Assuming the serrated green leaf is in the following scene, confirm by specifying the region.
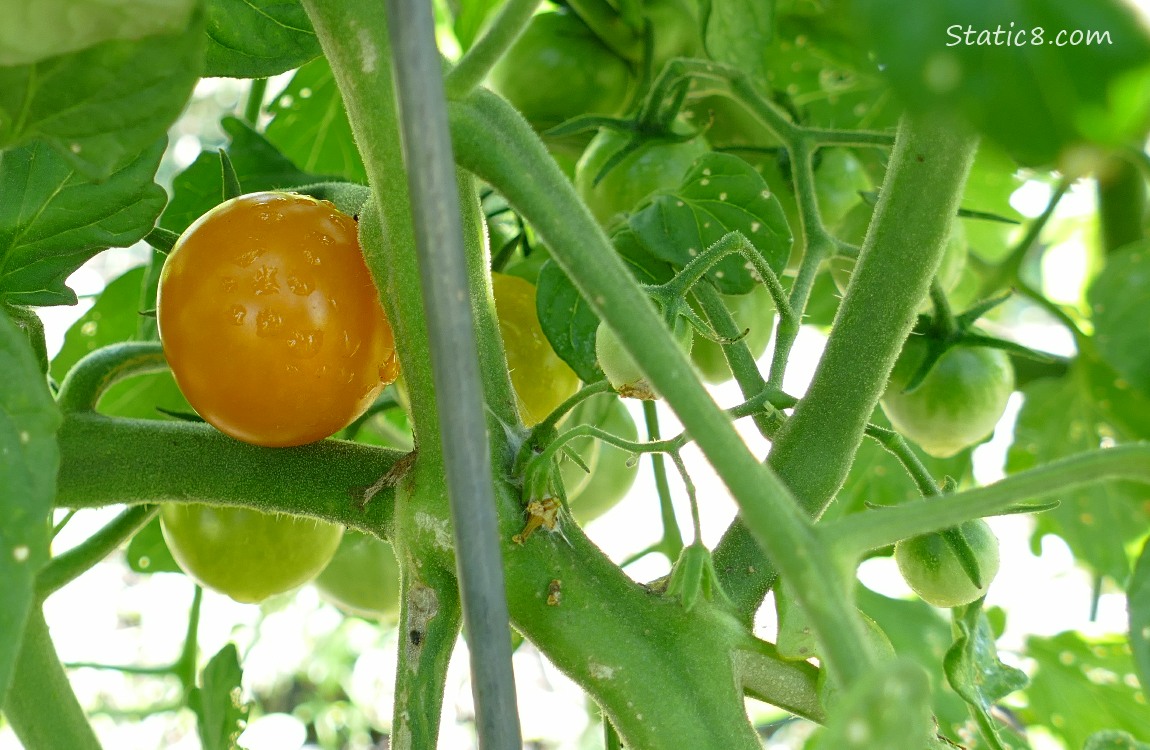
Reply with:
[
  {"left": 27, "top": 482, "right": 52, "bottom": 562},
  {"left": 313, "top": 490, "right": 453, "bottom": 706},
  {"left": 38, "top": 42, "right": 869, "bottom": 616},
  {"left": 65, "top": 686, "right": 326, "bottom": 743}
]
[
  {"left": 0, "top": 10, "right": 204, "bottom": 178},
  {"left": 944, "top": 603, "right": 1028, "bottom": 748},
  {"left": 189, "top": 643, "right": 250, "bottom": 750},
  {"left": 0, "top": 140, "right": 166, "bottom": 307},
  {"left": 0, "top": 312, "right": 60, "bottom": 702},
  {"left": 1085, "top": 730, "right": 1150, "bottom": 750},
  {"left": 1006, "top": 375, "right": 1150, "bottom": 585},
  {"left": 265, "top": 57, "right": 367, "bottom": 183},
  {"left": 1089, "top": 241, "right": 1150, "bottom": 399},
  {"left": 703, "top": 0, "right": 772, "bottom": 89},
  {"left": 629, "top": 153, "right": 791, "bottom": 294},
  {"left": 808, "top": 658, "right": 933, "bottom": 750},
  {"left": 850, "top": 0, "right": 1150, "bottom": 166},
  {"left": 536, "top": 258, "right": 602, "bottom": 384},
  {"left": 160, "top": 117, "right": 330, "bottom": 235},
  {"left": 1079, "top": 344, "right": 1150, "bottom": 442},
  {"left": 1130, "top": 538, "right": 1150, "bottom": 695},
  {"left": 1021, "top": 632, "right": 1150, "bottom": 748},
  {"left": 125, "top": 516, "right": 181, "bottom": 575},
  {"left": 857, "top": 585, "right": 969, "bottom": 739},
  {"left": 203, "top": 0, "right": 321, "bottom": 78}
]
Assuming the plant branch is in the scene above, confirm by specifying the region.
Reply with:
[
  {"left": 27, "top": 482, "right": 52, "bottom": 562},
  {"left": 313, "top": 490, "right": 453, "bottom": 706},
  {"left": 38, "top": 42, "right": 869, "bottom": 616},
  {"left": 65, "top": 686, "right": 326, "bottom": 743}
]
[
  {"left": 823, "top": 444, "right": 1150, "bottom": 555},
  {"left": 445, "top": 0, "right": 543, "bottom": 98},
  {"left": 37, "top": 505, "right": 158, "bottom": 597}
]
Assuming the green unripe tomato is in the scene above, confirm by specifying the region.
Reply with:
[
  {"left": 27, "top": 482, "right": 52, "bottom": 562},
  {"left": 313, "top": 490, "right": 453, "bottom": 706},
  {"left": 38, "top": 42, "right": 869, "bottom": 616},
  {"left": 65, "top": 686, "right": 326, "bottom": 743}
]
[
  {"left": 814, "top": 148, "right": 873, "bottom": 229},
  {"left": 640, "top": 0, "right": 701, "bottom": 73},
  {"left": 561, "top": 394, "right": 640, "bottom": 523},
  {"left": 487, "top": 10, "right": 635, "bottom": 133},
  {"left": 596, "top": 315, "right": 693, "bottom": 399},
  {"left": 492, "top": 272, "right": 581, "bottom": 426},
  {"left": 314, "top": 531, "right": 401, "bottom": 621},
  {"left": 160, "top": 504, "right": 343, "bottom": 604},
  {"left": 575, "top": 126, "right": 710, "bottom": 228},
  {"left": 881, "top": 336, "right": 1015, "bottom": 458},
  {"left": 689, "top": 284, "right": 775, "bottom": 384},
  {"left": 895, "top": 520, "right": 1001, "bottom": 608}
]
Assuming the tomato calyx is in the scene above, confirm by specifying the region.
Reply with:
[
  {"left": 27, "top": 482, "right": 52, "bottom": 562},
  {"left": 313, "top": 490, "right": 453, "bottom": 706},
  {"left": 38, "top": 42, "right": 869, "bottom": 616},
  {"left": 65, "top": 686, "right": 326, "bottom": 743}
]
[{"left": 900, "top": 290, "right": 1051, "bottom": 394}]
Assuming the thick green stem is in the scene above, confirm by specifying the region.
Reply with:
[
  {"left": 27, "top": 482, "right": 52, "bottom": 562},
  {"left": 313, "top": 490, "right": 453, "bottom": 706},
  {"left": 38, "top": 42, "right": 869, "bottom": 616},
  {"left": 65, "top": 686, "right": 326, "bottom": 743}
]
[
  {"left": 298, "top": 0, "right": 441, "bottom": 458},
  {"left": 383, "top": 0, "right": 521, "bottom": 745},
  {"left": 643, "top": 401, "right": 684, "bottom": 559},
  {"left": 55, "top": 414, "right": 400, "bottom": 535},
  {"left": 713, "top": 114, "right": 979, "bottom": 617},
  {"left": 3, "top": 608, "right": 102, "bottom": 750},
  {"left": 449, "top": 89, "right": 876, "bottom": 690}
]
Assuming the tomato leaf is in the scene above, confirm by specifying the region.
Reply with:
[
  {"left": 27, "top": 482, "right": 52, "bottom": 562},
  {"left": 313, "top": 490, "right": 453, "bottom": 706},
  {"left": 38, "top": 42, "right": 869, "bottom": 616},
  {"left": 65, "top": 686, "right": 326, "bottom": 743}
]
[
  {"left": 1021, "top": 632, "right": 1150, "bottom": 748},
  {"left": 265, "top": 57, "right": 368, "bottom": 184},
  {"left": 943, "top": 602, "right": 1029, "bottom": 748},
  {"left": 0, "top": 140, "right": 167, "bottom": 307},
  {"left": 1130, "top": 538, "right": 1150, "bottom": 695},
  {"left": 0, "top": 9, "right": 204, "bottom": 178},
  {"left": 1085, "top": 730, "right": 1150, "bottom": 750},
  {"left": 0, "top": 0, "right": 198, "bottom": 67},
  {"left": 1006, "top": 375, "right": 1150, "bottom": 585},
  {"left": 1089, "top": 241, "right": 1150, "bottom": 400},
  {"left": 702, "top": 0, "right": 772, "bottom": 89},
  {"left": 203, "top": 0, "right": 321, "bottom": 78},
  {"left": 0, "top": 312, "right": 60, "bottom": 703},
  {"left": 125, "top": 517, "right": 182, "bottom": 576},
  {"left": 536, "top": 259, "right": 603, "bottom": 384},
  {"left": 628, "top": 152, "right": 791, "bottom": 294},
  {"left": 807, "top": 659, "right": 934, "bottom": 750},
  {"left": 849, "top": 0, "right": 1150, "bottom": 166},
  {"left": 160, "top": 117, "right": 331, "bottom": 235},
  {"left": 452, "top": 0, "right": 504, "bottom": 52},
  {"left": 189, "top": 643, "right": 250, "bottom": 750}
]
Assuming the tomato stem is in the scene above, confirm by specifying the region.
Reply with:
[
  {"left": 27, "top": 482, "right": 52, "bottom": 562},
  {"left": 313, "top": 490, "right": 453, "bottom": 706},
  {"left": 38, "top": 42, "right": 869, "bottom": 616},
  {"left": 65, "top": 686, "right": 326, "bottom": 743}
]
[
  {"left": 445, "top": 0, "right": 543, "bottom": 99},
  {"left": 36, "top": 505, "right": 157, "bottom": 598}
]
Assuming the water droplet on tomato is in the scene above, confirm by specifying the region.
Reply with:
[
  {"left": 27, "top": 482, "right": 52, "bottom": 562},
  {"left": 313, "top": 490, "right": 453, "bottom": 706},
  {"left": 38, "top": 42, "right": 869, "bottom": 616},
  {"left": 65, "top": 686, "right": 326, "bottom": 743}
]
[
  {"left": 221, "top": 277, "right": 237, "bottom": 292},
  {"left": 230, "top": 305, "right": 247, "bottom": 325},
  {"left": 342, "top": 331, "right": 361, "bottom": 358},
  {"left": 286, "top": 330, "right": 323, "bottom": 358},
  {"left": 253, "top": 265, "right": 280, "bottom": 295},
  {"left": 287, "top": 275, "right": 313, "bottom": 295},
  {"left": 256, "top": 309, "right": 284, "bottom": 337}
]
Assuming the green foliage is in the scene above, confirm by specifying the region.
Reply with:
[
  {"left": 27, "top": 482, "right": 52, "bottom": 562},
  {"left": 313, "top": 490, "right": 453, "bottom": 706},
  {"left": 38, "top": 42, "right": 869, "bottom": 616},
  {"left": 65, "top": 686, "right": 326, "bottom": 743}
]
[
  {"left": 0, "top": 10, "right": 204, "bottom": 178},
  {"left": 188, "top": 644, "right": 251, "bottom": 750},
  {"left": 1130, "top": 538, "right": 1150, "bottom": 694},
  {"left": 1021, "top": 632, "right": 1150, "bottom": 748},
  {"left": 1008, "top": 374, "right": 1150, "bottom": 584},
  {"left": 1089, "top": 240, "right": 1150, "bottom": 396},
  {"left": 160, "top": 117, "right": 328, "bottom": 234},
  {"left": 265, "top": 57, "right": 367, "bottom": 183},
  {"left": 629, "top": 152, "right": 792, "bottom": 294},
  {"left": 203, "top": 0, "right": 321, "bottom": 78},
  {"left": 0, "top": 312, "right": 60, "bottom": 701},
  {"left": 0, "top": 141, "right": 166, "bottom": 306},
  {"left": 851, "top": 0, "right": 1150, "bottom": 165},
  {"left": 806, "top": 659, "right": 934, "bottom": 750}
]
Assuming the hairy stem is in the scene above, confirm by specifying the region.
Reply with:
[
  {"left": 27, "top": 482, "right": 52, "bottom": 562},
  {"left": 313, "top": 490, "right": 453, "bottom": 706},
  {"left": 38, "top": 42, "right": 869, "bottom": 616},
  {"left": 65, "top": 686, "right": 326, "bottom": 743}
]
[{"left": 713, "top": 114, "right": 979, "bottom": 617}]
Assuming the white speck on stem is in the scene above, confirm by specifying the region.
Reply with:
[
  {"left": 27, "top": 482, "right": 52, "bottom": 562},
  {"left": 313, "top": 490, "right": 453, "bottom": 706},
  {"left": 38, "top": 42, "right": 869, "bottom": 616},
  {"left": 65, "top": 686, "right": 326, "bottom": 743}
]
[
  {"left": 588, "top": 661, "right": 617, "bottom": 680},
  {"left": 414, "top": 511, "right": 452, "bottom": 551},
  {"left": 356, "top": 25, "right": 377, "bottom": 73},
  {"left": 13, "top": 545, "right": 30, "bottom": 563}
]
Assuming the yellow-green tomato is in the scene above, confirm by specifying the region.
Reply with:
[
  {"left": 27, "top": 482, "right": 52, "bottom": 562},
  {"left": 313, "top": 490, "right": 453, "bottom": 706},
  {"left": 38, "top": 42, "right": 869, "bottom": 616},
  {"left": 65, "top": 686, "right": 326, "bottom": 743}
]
[
  {"left": 314, "top": 531, "right": 401, "bottom": 621},
  {"left": 596, "top": 315, "right": 693, "bottom": 399},
  {"left": 689, "top": 283, "right": 775, "bottom": 384},
  {"left": 895, "top": 520, "right": 1001, "bottom": 608},
  {"left": 160, "top": 504, "right": 343, "bottom": 604},
  {"left": 565, "top": 394, "right": 640, "bottom": 524},
  {"left": 881, "top": 336, "right": 1015, "bottom": 458},
  {"left": 492, "top": 272, "right": 581, "bottom": 426}
]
